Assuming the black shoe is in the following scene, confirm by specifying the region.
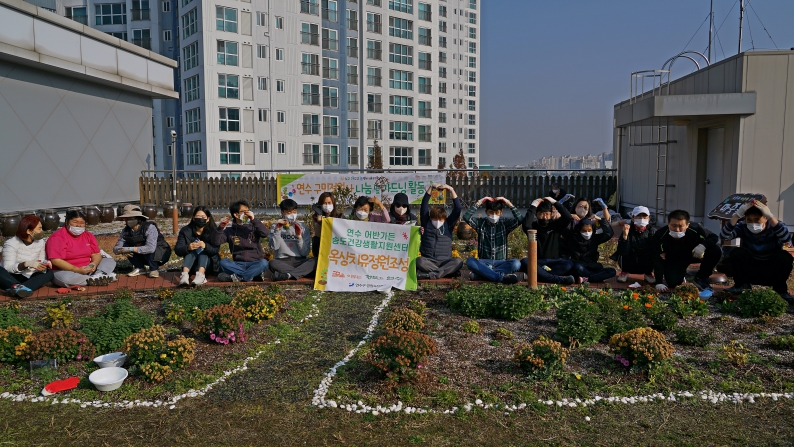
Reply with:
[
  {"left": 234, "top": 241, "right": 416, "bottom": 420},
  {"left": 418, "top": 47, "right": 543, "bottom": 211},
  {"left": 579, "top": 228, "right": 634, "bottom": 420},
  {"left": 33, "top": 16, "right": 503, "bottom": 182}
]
[
  {"left": 693, "top": 277, "right": 713, "bottom": 291},
  {"left": 502, "top": 274, "right": 519, "bottom": 285},
  {"left": 217, "top": 272, "right": 233, "bottom": 282},
  {"left": 559, "top": 275, "right": 576, "bottom": 286},
  {"left": 514, "top": 272, "right": 527, "bottom": 282},
  {"left": 726, "top": 284, "right": 751, "bottom": 295},
  {"left": 272, "top": 271, "right": 290, "bottom": 281},
  {"left": 417, "top": 273, "right": 430, "bottom": 280}
]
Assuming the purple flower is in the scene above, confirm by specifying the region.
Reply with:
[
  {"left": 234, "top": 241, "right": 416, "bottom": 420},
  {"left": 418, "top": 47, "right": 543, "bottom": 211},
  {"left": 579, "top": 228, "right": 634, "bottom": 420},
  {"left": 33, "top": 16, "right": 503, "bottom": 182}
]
[{"left": 210, "top": 333, "right": 216, "bottom": 340}]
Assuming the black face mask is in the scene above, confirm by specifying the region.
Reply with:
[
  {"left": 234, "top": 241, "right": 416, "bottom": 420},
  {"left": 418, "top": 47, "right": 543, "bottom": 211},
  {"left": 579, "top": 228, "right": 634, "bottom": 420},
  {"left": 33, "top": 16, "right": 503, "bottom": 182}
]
[
  {"left": 537, "top": 218, "right": 550, "bottom": 227},
  {"left": 193, "top": 218, "right": 208, "bottom": 227}
]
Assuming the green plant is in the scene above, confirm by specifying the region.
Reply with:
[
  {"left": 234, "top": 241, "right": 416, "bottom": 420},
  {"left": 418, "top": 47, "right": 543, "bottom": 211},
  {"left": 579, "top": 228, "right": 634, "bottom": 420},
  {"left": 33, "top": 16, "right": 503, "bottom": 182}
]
[
  {"left": 445, "top": 284, "right": 545, "bottom": 320},
  {"left": 113, "top": 287, "right": 134, "bottom": 301},
  {"left": 195, "top": 304, "right": 247, "bottom": 344},
  {"left": 408, "top": 299, "right": 427, "bottom": 318},
  {"left": 674, "top": 326, "right": 714, "bottom": 347},
  {"left": 646, "top": 307, "right": 678, "bottom": 331},
  {"left": 555, "top": 297, "right": 604, "bottom": 348},
  {"left": 79, "top": 300, "right": 154, "bottom": 353},
  {"left": 42, "top": 302, "right": 74, "bottom": 328},
  {"left": 673, "top": 283, "right": 700, "bottom": 301},
  {"left": 514, "top": 335, "right": 569, "bottom": 379},
  {"left": 383, "top": 308, "right": 424, "bottom": 332},
  {"left": 669, "top": 293, "right": 709, "bottom": 318},
  {"left": 25, "top": 328, "right": 96, "bottom": 363},
  {"left": 165, "top": 288, "right": 233, "bottom": 324},
  {"left": 0, "top": 326, "right": 34, "bottom": 363},
  {"left": 0, "top": 304, "right": 33, "bottom": 330},
  {"left": 494, "top": 327, "right": 514, "bottom": 340},
  {"left": 122, "top": 325, "right": 196, "bottom": 382},
  {"left": 230, "top": 286, "right": 286, "bottom": 323},
  {"left": 460, "top": 320, "right": 481, "bottom": 334},
  {"left": 766, "top": 335, "right": 794, "bottom": 350},
  {"left": 368, "top": 330, "right": 437, "bottom": 382},
  {"left": 595, "top": 295, "right": 649, "bottom": 339},
  {"left": 156, "top": 287, "right": 177, "bottom": 301},
  {"left": 608, "top": 327, "right": 674, "bottom": 370},
  {"left": 721, "top": 340, "right": 749, "bottom": 366},
  {"left": 735, "top": 288, "right": 787, "bottom": 318}
]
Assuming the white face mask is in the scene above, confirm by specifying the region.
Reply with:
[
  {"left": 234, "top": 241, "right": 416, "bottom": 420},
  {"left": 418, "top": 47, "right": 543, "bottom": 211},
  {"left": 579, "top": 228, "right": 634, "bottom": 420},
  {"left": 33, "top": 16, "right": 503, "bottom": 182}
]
[
  {"left": 321, "top": 204, "right": 334, "bottom": 214},
  {"left": 670, "top": 231, "right": 686, "bottom": 239},
  {"left": 634, "top": 218, "right": 649, "bottom": 227},
  {"left": 581, "top": 231, "right": 593, "bottom": 240},
  {"left": 285, "top": 213, "right": 298, "bottom": 223},
  {"left": 432, "top": 220, "right": 444, "bottom": 229},
  {"left": 356, "top": 210, "right": 369, "bottom": 220},
  {"left": 394, "top": 206, "right": 407, "bottom": 216},
  {"left": 487, "top": 215, "right": 500, "bottom": 224},
  {"left": 747, "top": 223, "right": 765, "bottom": 234},
  {"left": 575, "top": 206, "right": 588, "bottom": 218},
  {"left": 552, "top": 189, "right": 559, "bottom": 194},
  {"left": 68, "top": 225, "right": 85, "bottom": 236}
]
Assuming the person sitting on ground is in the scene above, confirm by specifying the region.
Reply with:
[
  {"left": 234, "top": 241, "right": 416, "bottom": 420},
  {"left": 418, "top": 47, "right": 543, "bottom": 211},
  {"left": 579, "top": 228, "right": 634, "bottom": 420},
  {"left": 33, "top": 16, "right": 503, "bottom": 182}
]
[
  {"left": 613, "top": 206, "right": 656, "bottom": 284},
  {"left": 721, "top": 200, "right": 793, "bottom": 301},
  {"left": 520, "top": 197, "right": 578, "bottom": 285},
  {"left": 651, "top": 209, "right": 721, "bottom": 292},
  {"left": 211, "top": 200, "right": 270, "bottom": 282},
  {"left": 562, "top": 217, "right": 616, "bottom": 283},
  {"left": 389, "top": 193, "right": 417, "bottom": 225},
  {"left": 464, "top": 196, "right": 523, "bottom": 284},
  {"left": 548, "top": 182, "right": 568, "bottom": 203},
  {"left": 47, "top": 210, "right": 117, "bottom": 289},
  {"left": 113, "top": 205, "right": 173, "bottom": 279},
  {"left": 312, "top": 192, "right": 340, "bottom": 258},
  {"left": 1, "top": 215, "right": 55, "bottom": 297},
  {"left": 175, "top": 206, "right": 220, "bottom": 286},
  {"left": 416, "top": 184, "right": 463, "bottom": 280},
  {"left": 349, "top": 196, "right": 390, "bottom": 223},
  {"left": 269, "top": 199, "right": 316, "bottom": 281},
  {"left": 570, "top": 197, "right": 611, "bottom": 225}
]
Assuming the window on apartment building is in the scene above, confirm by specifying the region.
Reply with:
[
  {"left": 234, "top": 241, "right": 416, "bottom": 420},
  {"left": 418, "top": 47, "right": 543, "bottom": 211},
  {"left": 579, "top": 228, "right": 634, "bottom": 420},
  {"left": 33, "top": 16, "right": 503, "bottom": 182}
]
[
  {"left": 347, "top": 9, "right": 358, "bottom": 30},
  {"left": 217, "top": 41, "right": 239, "bottom": 66},
  {"left": 438, "top": 112, "right": 446, "bottom": 124},
  {"left": 389, "top": 95, "right": 413, "bottom": 116},
  {"left": 347, "top": 64, "right": 358, "bottom": 85},
  {"left": 418, "top": 148, "right": 431, "bottom": 166},
  {"left": 348, "top": 119, "right": 359, "bottom": 138},
  {"left": 438, "top": 81, "right": 446, "bottom": 93},
  {"left": 181, "top": 8, "right": 197, "bottom": 38},
  {"left": 468, "top": 70, "right": 476, "bottom": 82},
  {"left": 303, "top": 144, "right": 321, "bottom": 165},
  {"left": 185, "top": 108, "right": 200, "bottom": 133},
  {"left": 389, "top": 43, "right": 412, "bottom": 65},
  {"left": 388, "top": 17, "right": 413, "bottom": 40},
  {"left": 278, "top": 142, "right": 286, "bottom": 154},
  {"left": 468, "top": 143, "right": 476, "bottom": 154},
  {"left": 367, "top": 67, "right": 381, "bottom": 86},
  {"left": 468, "top": 85, "right": 476, "bottom": 97},
  {"left": 183, "top": 75, "right": 199, "bottom": 102},
  {"left": 322, "top": 28, "right": 338, "bottom": 51},
  {"left": 276, "top": 80, "right": 285, "bottom": 91},
  {"left": 367, "top": 119, "right": 382, "bottom": 138},
  {"left": 106, "top": 31, "right": 128, "bottom": 40},
  {"left": 439, "top": 36, "right": 447, "bottom": 48},
  {"left": 162, "top": 1, "right": 170, "bottom": 12},
  {"left": 218, "top": 74, "right": 239, "bottom": 99},
  {"left": 348, "top": 146, "right": 359, "bottom": 166},
  {"left": 276, "top": 48, "right": 284, "bottom": 60},
  {"left": 277, "top": 111, "right": 285, "bottom": 122},
  {"left": 416, "top": 76, "right": 430, "bottom": 94},
  {"left": 468, "top": 114, "right": 475, "bottom": 125},
  {"left": 165, "top": 116, "right": 174, "bottom": 128},
  {"left": 323, "top": 145, "right": 339, "bottom": 165},
  {"left": 163, "top": 30, "right": 171, "bottom": 41},
  {"left": 389, "top": 69, "right": 413, "bottom": 90},
  {"left": 469, "top": 26, "right": 476, "bottom": 39},
  {"left": 347, "top": 92, "right": 359, "bottom": 112},
  {"left": 186, "top": 141, "right": 201, "bottom": 165},
  {"left": 302, "top": 83, "right": 320, "bottom": 105},
  {"left": 469, "top": 0, "right": 477, "bottom": 9},
  {"left": 417, "top": 100, "right": 431, "bottom": 118},
  {"left": 322, "top": 58, "right": 338, "bottom": 79},
  {"left": 322, "top": 0, "right": 338, "bottom": 22},
  {"left": 301, "top": 23, "right": 320, "bottom": 45},
  {"left": 346, "top": 37, "right": 358, "bottom": 58},
  {"left": 216, "top": 6, "right": 238, "bottom": 33},
  {"left": 418, "top": 52, "right": 431, "bottom": 70},
  {"left": 366, "top": 39, "right": 382, "bottom": 60},
  {"left": 219, "top": 107, "right": 240, "bottom": 131},
  {"left": 323, "top": 116, "right": 339, "bottom": 136},
  {"left": 468, "top": 100, "right": 475, "bottom": 111},
  {"left": 418, "top": 27, "right": 431, "bottom": 46},
  {"left": 131, "top": 0, "right": 149, "bottom": 20},
  {"left": 323, "top": 86, "right": 338, "bottom": 108},
  {"left": 468, "top": 41, "right": 477, "bottom": 54},
  {"left": 366, "top": 0, "right": 381, "bottom": 6},
  {"left": 467, "top": 128, "right": 476, "bottom": 140},
  {"left": 220, "top": 141, "right": 241, "bottom": 164},
  {"left": 182, "top": 42, "right": 198, "bottom": 71},
  {"left": 95, "top": 3, "right": 126, "bottom": 25},
  {"left": 439, "top": 97, "right": 446, "bottom": 108},
  {"left": 467, "top": 157, "right": 476, "bottom": 169},
  {"left": 389, "top": 147, "right": 412, "bottom": 166},
  {"left": 469, "top": 12, "right": 477, "bottom": 24},
  {"left": 368, "top": 94, "right": 383, "bottom": 114},
  {"left": 302, "top": 114, "right": 320, "bottom": 134},
  {"left": 389, "top": 0, "right": 412, "bottom": 14},
  {"left": 438, "top": 141, "right": 446, "bottom": 153},
  {"left": 418, "top": 125, "right": 432, "bottom": 142},
  {"left": 259, "top": 141, "right": 268, "bottom": 153},
  {"left": 389, "top": 121, "right": 413, "bottom": 140},
  {"left": 275, "top": 16, "right": 284, "bottom": 29},
  {"left": 257, "top": 77, "right": 268, "bottom": 90},
  {"left": 438, "top": 127, "right": 446, "bottom": 138},
  {"left": 258, "top": 109, "right": 268, "bottom": 122},
  {"left": 439, "top": 5, "right": 446, "bottom": 17},
  {"left": 131, "top": 29, "right": 151, "bottom": 49},
  {"left": 257, "top": 12, "right": 267, "bottom": 26},
  {"left": 366, "top": 12, "right": 382, "bottom": 34},
  {"left": 301, "top": 0, "right": 319, "bottom": 15},
  {"left": 418, "top": 2, "right": 431, "bottom": 21}
]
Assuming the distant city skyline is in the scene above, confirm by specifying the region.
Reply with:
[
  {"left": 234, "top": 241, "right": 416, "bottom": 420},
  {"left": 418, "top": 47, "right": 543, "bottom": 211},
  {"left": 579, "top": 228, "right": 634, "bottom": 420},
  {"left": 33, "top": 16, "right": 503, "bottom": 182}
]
[{"left": 495, "top": 152, "right": 613, "bottom": 170}]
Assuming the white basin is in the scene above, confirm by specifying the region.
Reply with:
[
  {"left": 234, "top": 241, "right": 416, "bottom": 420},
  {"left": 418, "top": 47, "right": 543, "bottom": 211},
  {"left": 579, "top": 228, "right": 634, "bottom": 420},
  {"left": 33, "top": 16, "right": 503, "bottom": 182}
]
[{"left": 88, "top": 367, "right": 128, "bottom": 392}]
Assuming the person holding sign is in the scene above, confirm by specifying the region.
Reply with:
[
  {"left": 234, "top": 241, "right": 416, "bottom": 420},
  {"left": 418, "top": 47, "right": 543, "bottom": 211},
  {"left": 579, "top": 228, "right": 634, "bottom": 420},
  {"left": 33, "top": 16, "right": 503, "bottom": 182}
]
[
  {"left": 612, "top": 206, "right": 656, "bottom": 284},
  {"left": 464, "top": 197, "right": 523, "bottom": 284},
  {"left": 269, "top": 199, "right": 316, "bottom": 281},
  {"left": 650, "top": 210, "right": 721, "bottom": 292},
  {"left": 389, "top": 193, "right": 418, "bottom": 225},
  {"left": 416, "top": 184, "right": 463, "bottom": 280},
  {"left": 349, "top": 196, "right": 391, "bottom": 223},
  {"left": 721, "top": 200, "right": 793, "bottom": 301},
  {"left": 312, "top": 192, "right": 341, "bottom": 258},
  {"left": 520, "top": 197, "right": 579, "bottom": 285},
  {"left": 211, "top": 200, "right": 270, "bottom": 282}
]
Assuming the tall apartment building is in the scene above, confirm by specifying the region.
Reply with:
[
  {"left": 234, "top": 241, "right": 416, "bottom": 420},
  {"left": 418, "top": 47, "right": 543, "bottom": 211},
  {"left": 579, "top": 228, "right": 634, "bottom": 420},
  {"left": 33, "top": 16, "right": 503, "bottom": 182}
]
[
  {"left": 177, "top": 0, "right": 480, "bottom": 176},
  {"left": 55, "top": 0, "right": 179, "bottom": 172}
]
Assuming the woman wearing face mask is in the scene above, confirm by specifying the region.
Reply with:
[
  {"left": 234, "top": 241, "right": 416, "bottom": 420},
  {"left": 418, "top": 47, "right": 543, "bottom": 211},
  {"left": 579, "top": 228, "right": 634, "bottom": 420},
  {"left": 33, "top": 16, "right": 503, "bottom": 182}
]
[
  {"left": 416, "top": 184, "right": 463, "bottom": 280},
  {"left": 268, "top": 199, "right": 315, "bottom": 281},
  {"left": 47, "top": 210, "right": 117, "bottom": 289},
  {"left": 113, "top": 205, "right": 173, "bottom": 278},
  {"left": 174, "top": 206, "right": 219, "bottom": 286},
  {"left": 520, "top": 197, "right": 577, "bottom": 285},
  {"left": 570, "top": 198, "right": 611, "bottom": 224},
  {"left": 389, "top": 193, "right": 417, "bottom": 225},
  {"left": 1, "top": 215, "right": 55, "bottom": 297},
  {"left": 349, "top": 196, "right": 390, "bottom": 223},
  {"left": 563, "top": 218, "right": 616, "bottom": 283},
  {"left": 612, "top": 206, "right": 656, "bottom": 284},
  {"left": 312, "top": 192, "right": 340, "bottom": 257}
]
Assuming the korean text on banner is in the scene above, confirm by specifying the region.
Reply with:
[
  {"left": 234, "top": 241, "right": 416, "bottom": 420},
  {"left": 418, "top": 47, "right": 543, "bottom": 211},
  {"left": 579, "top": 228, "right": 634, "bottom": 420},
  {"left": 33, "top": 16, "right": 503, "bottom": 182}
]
[
  {"left": 277, "top": 173, "right": 446, "bottom": 205},
  {"left": 314, "top": 218, "right": 420, "bottom": 292}
]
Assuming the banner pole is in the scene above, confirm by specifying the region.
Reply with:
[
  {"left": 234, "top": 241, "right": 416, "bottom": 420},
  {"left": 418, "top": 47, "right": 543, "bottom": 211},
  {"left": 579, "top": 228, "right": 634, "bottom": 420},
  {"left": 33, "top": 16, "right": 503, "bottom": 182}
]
[{"left": 527, "top": 230, "right": 537, "bottom": 289}]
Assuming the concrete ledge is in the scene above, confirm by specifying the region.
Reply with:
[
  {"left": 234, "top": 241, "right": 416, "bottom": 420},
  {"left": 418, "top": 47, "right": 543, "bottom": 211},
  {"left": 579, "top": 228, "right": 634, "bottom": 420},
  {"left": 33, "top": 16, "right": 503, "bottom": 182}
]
[{"left": 615, "top": 93, "right": 757, "bottom": 127}]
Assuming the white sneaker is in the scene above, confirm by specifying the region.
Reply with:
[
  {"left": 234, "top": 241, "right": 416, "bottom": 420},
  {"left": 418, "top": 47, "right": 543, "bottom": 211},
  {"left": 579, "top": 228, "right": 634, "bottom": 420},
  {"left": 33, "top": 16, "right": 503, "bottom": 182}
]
[
  {"left": 148, "top": 270, "right": 160, "bottom": 278},
  {"left": 179, "top": 272, "right": 190, "bottom": 286},
  {"left": 192, "top": 272, "right": 207, "bottom": 286},
  {"left": 127, "top": 268, "right": 142, "bottom": 277},
  {"left": 644, "top": 274, "right": 656, "bottom": 284},
  {"left": 616, "top": 272, "right": 629, "bottom": 283}
]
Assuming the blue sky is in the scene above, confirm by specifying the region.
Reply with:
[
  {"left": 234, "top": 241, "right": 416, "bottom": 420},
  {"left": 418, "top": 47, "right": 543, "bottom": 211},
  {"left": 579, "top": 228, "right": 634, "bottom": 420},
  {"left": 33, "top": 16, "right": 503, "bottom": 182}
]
[{"left": 480, "top": 0, "right": 794, "bottom": 166}]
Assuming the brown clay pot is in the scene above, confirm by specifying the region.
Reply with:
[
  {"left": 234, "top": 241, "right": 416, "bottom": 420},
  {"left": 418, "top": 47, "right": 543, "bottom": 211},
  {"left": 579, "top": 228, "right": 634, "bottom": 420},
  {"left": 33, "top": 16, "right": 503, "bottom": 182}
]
[
  {"left": 100, "top": 204, "right": 115, "bottom": 223},
  {"left": 162, "top": 201, "right": 181, "bottom": 218},
  {"left": 181, "top": 202, "right": 194, "bottom": 218},
  {"left": 142, "top": 204, "right": 158, "bottom": 220},
  {"left": 21, "top": 210, "right": 37, "bottom": 217},
  {"left": 1, "top": 213, "right": 20, "bottom": 237},
  {"left": 39, "top": 209, "right": 60, "bottom": 231},
  {"left": 83, "top": 206, "right": 101, "bottom": 225},
  {"left": 456, "top": 222, "right": 475, "bottom": 240}
]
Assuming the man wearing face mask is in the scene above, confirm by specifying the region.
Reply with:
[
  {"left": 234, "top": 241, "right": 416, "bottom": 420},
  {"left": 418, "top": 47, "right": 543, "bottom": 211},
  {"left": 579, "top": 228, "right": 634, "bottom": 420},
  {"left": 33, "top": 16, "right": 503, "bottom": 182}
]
[
  {"left": 721, "top": 200, "right": 793, "bottom": 301},
  {"left": 268, "top": 199, "right": 315, "bottom": 281},
  {"left": 521, "top": 197, "right": 578, "bottom": 284},
  {"left": 212, "top": 199, "right": 270, "bottom": 282},
  {"left": 651, "top": 209, "right": 721, "bottom": 292},
  {"left": 113, "top": 205, "right": 173, "bottom": 279},
  {"left": 613, "top": 206, "right": 656, "bottom": 284},
  {"left": 416, "top": 184, "right": 463, "bottom": 280},
  {"left": 389, "top": 193, "right": 417, "bottom": 225},
  {"left": 463, "top": 196, "right": 523, "bottom": 284}
]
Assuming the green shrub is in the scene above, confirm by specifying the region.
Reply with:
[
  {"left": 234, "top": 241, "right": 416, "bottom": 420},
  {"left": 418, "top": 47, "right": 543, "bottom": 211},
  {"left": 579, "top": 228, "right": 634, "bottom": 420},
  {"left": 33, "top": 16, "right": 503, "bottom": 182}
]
[
  {"left": 674, "top": 326, "right": 714, "bottom": 347},
  {"left": 0, "top": 326, "right": 34, "bottom": 363},
  {"left": 25, "top": 328, "right": 96, "bottom": 363},
  {"left": 735, "top": 288, "right": 787, "bottom": 318},
  {"left": 165, "top": 288, "right": 233, "bottom": 324},
  {"left": 368, "top": 330, "right": 437, "bottom": 382},
  {"left": 494, "top": 327, "right": 514, "bottom": 340},
  {"left": 555, "top": 298, "right": 604, "bottom": 348},
  {"left": 646, "top": 307, "right": 678, "bottom": 331},
  {"left": 230, "top": 286, "right": 286, "bottom": 323},
  {"left": 42, "top": 302, "right": 74, "bottom": 328},
  {"left": 766, "top": 335, "right": 794, "bottom": 350},
  {"left": 408, "top": 299, "right": 427, "bottom": 318},
  {"left": 445, "top": 284, "right": 545, "bottom": 320},
  {"left": 79, "top": 300, "right": 154, "bottom": 353},
  {"left": 669, "top": 293, "right": 709, "bottom": 318},
  {"left": 460, "top": 320, "right": 481, "bottom": 334},
  {"left": 194, "top": 304, "right": 247, "bottom": 344},
  {"left": 0, "top": 304, "right": 33, "bottom": 330},
  {"left": 383, "top": 308, "right": 424, "bottom": 332},
  {"left": 113, "top": 287, "right": 134, "bottom": 301},
  {"left": 514, "top": 335, "right": 569, "bottom": 379},
  {"left": 609, "top": 327, "right": 674, "bottom": 370},
  {"left": 122, "top": 325, "right": 196, "bottom": 382},
  {"left": 595, "top": 295, "right": 649, "bottom": 339}
]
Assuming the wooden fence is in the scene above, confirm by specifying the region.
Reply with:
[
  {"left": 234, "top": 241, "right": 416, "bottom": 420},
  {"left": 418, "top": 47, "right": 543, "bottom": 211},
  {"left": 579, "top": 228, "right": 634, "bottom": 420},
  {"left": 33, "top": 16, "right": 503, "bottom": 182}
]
[{"left": 139, "top": 174, "right": 617, "bottom": 208}]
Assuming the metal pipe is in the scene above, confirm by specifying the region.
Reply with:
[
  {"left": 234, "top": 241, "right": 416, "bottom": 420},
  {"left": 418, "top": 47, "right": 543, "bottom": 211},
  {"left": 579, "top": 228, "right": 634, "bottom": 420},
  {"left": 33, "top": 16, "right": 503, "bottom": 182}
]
[
  {"left": 708, "top": 0, "right": 714, "bottom": 63},
  {"left": 527, "top": 230, "right": 537, "bottom": 289},
  {"left": 738, "top": 0, "right": 744, "bottom": 54},
  {"left": 170, "top": 131, "right": 178, "bottom": 234}
]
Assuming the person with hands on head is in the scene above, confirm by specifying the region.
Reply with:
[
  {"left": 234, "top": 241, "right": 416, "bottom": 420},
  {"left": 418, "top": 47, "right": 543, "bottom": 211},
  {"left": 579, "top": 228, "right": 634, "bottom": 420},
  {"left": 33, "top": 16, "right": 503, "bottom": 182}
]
[
  {"left": 1, "top": 215, "right": 54, "bottom": 297},
  {"left": 113, "top": 205, "right": 172, "bottom": 279},
  {"left": 349, "top": 196, "right": 391, "bottom": 223},
  {"left": 174, "top": 206, "right": 220, "bottom": 286},
  {"left": 211, "top": 199, "right": 270, "bottom": 282},
  {"left": 463, "top": 196, "right": 523, "bottom": 284},
  {"left": 520, "top": 196, "right": 579, "bottom": 285},
  {"left": 389, "top": 193, "right": 417, "bottom": 225},
  {"left": 562, "top": 217, "right": 616, "bottom": 283},
  {"left": 721, "top": 200, "right": 793, "bottom": 302},
  {"left": 47, "top": 209, "right": 116, "bottom": 289},
  {"left": 268, "top": 199, "right": 316, "bottom": 281},
  {"left": 651, "top": 209, "right": 721, "bottom": 292},
  {"left": 612, "top": 206, "right": 656, "bottom": 284},
  {"left": 311, "top": 192, "right": 340, "bottom": 257},
  {"left": 416, "top": 184, "right": 464, "bottom": 280}
]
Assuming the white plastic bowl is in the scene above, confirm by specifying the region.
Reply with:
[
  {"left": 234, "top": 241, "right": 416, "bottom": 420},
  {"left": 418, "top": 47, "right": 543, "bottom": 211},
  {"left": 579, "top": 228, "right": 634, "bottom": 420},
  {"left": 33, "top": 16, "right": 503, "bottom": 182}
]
[
  {"left": 93, "top": 352, "right": 127, "bottom": 368},
  {"left": 89, "top": 367, "right": 128, "bottom": 392}
]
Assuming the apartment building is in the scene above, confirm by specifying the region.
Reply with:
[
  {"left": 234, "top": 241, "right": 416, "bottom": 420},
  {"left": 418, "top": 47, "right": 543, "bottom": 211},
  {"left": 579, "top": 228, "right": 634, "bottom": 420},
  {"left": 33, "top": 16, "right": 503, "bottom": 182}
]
[{"left": 176, "top": 0, "right": 480, "bottom": 176}]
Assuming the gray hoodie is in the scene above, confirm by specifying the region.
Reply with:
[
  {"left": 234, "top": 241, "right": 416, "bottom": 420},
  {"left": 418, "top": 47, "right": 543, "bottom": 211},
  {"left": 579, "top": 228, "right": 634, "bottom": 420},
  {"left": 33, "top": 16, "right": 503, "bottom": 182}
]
[{"left": 269, "top": 221, "right": 311, "bottom": 258}]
